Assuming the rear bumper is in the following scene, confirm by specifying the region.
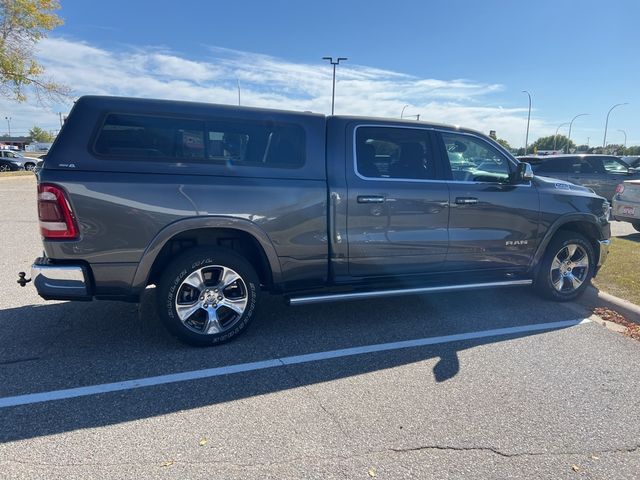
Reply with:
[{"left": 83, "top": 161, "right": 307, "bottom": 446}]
[{"left": 32, "top": 259, "right": 91, "bottom": 300}]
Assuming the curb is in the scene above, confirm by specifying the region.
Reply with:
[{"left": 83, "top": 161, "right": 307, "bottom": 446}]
[{"left": 580, "top": 285, "right": 640, "bottom": 324}]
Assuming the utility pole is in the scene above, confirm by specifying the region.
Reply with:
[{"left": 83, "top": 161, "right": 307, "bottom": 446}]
[
  {"left": 618, "top": 129, "right": 627, "bottom": 149},
  {"left": 58, "top": 112, "right": 64, "bottom": 127},
  {"left": 4, "top": 116, "right": 11, "bottom": 136},
  {"left": 522, "top": 91, "right": 531, "bottom": 155},
  {"left": 236, "top": 79, "right": 241, "bottom": 106},
  {"left": 567, "top": 113, "right": 589, "bottom": 154},
  {"left": 554, "top": 122, "right": 569, "bottom": 152},
  {"left": 322, "top": 56, "right": 347, "bottom": 115},
  {"left": 603, "top": 102, "right": 628, "bottom": 148}
]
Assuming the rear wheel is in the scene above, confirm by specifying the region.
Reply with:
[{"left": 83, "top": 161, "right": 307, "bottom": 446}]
[
  {"left": 0, "top": 164, "right": 10, "bottom": 172},
  {"left": 632, "top": 222, "right": 640, "bottom": 233},
  {"left": 157, "top": 247, "right": 260, "bottom": 346},
  {"left": 535, "top": 232, "right": 594, "bottom": 301}
]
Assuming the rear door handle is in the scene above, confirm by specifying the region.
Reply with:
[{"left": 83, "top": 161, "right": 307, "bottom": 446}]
[
  {"left": 455, "top": 197, "right": 478, "bottom": 205},
  {"left": 357, "top": 195, "right": 385, "bottom": 204}
]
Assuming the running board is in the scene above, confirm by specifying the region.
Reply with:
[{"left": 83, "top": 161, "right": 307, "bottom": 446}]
[{"left": 287, "top": 279, "right": 533, "bottom": 306}]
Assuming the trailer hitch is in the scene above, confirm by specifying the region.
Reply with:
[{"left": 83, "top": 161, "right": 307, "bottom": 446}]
[{"left": 17, "top": 272, "right": 31, "bottom": 287}]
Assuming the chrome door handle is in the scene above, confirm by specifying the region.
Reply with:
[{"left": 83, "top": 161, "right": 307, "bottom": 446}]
[
  {"left": 357, "top": 195, "right": 385, "bottom": 204},
  {"left": 455, "top": 197, "right": 478, "bottom": 205}
]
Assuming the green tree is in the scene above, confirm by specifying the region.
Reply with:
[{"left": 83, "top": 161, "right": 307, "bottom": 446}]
[
  {"left": 0, "top": 0, "right": 68, "bottom": 102},
  {"left": 530, "top": 134, "right": 576, "bottom": 153},
  {"left": 29, "top": 125, "right": 53, "bottom": 142},
  {"left": 496, "top": 138, "right": 511, "bottom": 151},
  {"left": 626, "top": 146, "right": 640, "bottom": 155}
]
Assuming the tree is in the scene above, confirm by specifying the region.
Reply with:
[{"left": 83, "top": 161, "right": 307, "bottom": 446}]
[
  {"left": 530, "top": 134, "right": 576, "bottom": 153},
  {"left": 0, "top": 0, "right": 68, "bottom": 103},
  {"left": 496, "top": 138, "right": 512, "bottom": 151},
  {"left": 29, "top": 125, "right": 53, "bottom": 142}
]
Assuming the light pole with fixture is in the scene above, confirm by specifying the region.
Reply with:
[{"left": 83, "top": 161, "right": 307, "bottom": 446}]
[
  {"left": 322, "top": 56, "right": 347, "bottom": 115},
  {"left": 603, "top": 102, "right": 628, "bottom": 148},
  {"left": 522, "top": 90, "right": 531, "bottom": 155},
  {"left": 567, "top": 113, "right": 589, "bottom": 153},
  {"left": 400, "top": 104, "right": 409, "bottom": 118},
  {"left": 618, "top": 129, "right": 627, "bottom": 149},
  {"left": 553, "top": 122, "right": 570, "bottom": 152},
  {"left": 4, "top": 116, "right": 11, "bottom": 136}
]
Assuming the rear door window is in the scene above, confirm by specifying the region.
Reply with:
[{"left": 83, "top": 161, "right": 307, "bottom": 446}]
[
  {"left": 535, "top": 157, "right": 572, "bottom": 173},
  {"left": 355, "top": 126, "right": 438, "bottom": 180}
]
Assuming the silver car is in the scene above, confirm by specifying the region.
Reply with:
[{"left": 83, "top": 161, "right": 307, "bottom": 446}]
[
  {"left": 612, "top": 180, "right": 640, "bottom": 232},
  {"left": 523, "top": 154, "right": 640, "bottom": 200}
]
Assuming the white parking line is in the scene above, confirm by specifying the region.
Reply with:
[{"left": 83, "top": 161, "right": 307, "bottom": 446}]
[{"left": 0, "top": 318, "right": 590, "bottom": 409}]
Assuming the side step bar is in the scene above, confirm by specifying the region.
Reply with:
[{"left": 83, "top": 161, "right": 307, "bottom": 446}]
[{"left": 288, "top": 279, "right": 533, "bottom": 306}]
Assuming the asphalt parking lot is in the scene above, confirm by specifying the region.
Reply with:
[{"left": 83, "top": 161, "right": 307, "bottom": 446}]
[{"left": 1, "top": 175, "right": 639, "bottom": 479}]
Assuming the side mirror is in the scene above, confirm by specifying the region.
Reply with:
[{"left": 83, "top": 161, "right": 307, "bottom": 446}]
[{"left": 515, "top": 162, "right": 534, "bottom": 183}]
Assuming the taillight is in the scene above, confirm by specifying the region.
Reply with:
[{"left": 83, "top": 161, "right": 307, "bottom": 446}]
[
  {"left": 615, "top": 183, "right": 625, "bottom": 195},
  {"left": 38, "top": 184, "right": 79, "bottom": 239}
]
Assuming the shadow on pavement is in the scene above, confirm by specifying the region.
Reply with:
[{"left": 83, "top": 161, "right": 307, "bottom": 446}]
[
  {"left": 0, "top": 286, "right": 589, "bottom": 442},
  {"left": 618, "top": 232, "right": 640, "bottom": 243}
]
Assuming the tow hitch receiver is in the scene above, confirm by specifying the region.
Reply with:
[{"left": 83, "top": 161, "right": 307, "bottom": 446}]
[{"left": 17, "top": 272, "right": 31, "bottom": 287}]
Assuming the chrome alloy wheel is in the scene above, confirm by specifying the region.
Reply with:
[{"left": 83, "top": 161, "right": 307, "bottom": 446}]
[
  {"left": 549, "top": 243, "right": 590, "bottom": 293},
  {"left": 174, "top": 265, "right": 248, "bottom": 335},
  {"left": 0, "top": 164, "right": 10, "bottom": 172}
]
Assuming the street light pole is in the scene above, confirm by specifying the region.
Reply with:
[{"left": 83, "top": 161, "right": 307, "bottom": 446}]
[
  {"left": 567, "top": 113, "right": 589, "bottom": 153},
  {"left": 236, "top": 78, "right": 241, "bottom": 106},
  {"left": 400, "top": 104, "right": 409, "bottom": 118},
  {"left": 4, "top": 116, "right": 11, "bottom": 136},
  {"left": 522, "top": 91, "right": 531, "bottom": 155},
  {"left": 554, "top": 122, "right": 570, "bottom": 152},
  {"left": 603, "top": 102, "right": 628, "bottom": 149},
  {"left": 322, "top": 56, "right": 347, "bottom": 115},
  {"left": 618, "top": 129, "right": 627, "bottom": 149}
]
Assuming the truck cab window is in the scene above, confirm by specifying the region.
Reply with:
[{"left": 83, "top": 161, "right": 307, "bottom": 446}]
[{"left": 441, "top": 132, "right": 511, "bottom": 183}]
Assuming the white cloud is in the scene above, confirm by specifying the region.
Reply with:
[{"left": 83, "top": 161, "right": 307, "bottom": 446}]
[{"left": 0, "top": 37, "right": 558, "bottom": 146}]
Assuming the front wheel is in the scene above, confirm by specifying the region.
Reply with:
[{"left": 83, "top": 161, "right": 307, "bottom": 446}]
[
  {"left": 535, "top": 232, "right": 594, "bottom": 301},
  {"left": 157, "top": 247, "right": 261, "bottom": 346}
]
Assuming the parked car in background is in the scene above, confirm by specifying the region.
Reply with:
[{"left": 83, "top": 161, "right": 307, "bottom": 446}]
[
  {"left": 0, "top": 150, "right": 40, "bottom": 171},
  {"left": 518, "top": 154, "right": 639, "bottom": 200},
  {"left": 0, "top": 156, "right": 24, "bottom": 172},
  {"left": 612, "top": 180, "right": 640, "bottom": 232}
]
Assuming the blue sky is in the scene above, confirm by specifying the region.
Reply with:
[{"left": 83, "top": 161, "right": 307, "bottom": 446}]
[{"left": 3, "top": 0, "right": 638, "bottom": 147}]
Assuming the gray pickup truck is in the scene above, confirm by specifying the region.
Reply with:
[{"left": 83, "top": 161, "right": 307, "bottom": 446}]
[{"left": 21, "top": 96, "right": 611, "bottom": 345}]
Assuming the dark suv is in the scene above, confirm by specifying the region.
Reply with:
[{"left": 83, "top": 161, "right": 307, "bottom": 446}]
[
  {"left": 521, "top": 154, "right": 639, "bottom": 200},
  {"left": 22, "top": 96, "right": 611, "bottom": 346}
]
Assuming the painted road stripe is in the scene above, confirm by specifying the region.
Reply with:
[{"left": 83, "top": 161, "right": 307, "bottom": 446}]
[{"left": 0, "top": 318, "right": 590, "bottom": 409}]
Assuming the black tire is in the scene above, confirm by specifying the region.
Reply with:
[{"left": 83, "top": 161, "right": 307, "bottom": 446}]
[
  {"left": 632, "top": 222, "right": 640, "bottom": 233},
  {"left": 535, "top": 231, "right": 595, "bottom": 301},
  {"left": 156, "top": 247, "right": 260, "bottom": 346}
]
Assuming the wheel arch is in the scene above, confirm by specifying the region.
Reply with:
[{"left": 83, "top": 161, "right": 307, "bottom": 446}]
[
  {"left": 531, "top": 213, "right": 604, "bottom": 275},
  {"left": 131, "top": 217, "right": 282, "bottom": 293}
]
